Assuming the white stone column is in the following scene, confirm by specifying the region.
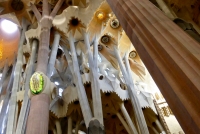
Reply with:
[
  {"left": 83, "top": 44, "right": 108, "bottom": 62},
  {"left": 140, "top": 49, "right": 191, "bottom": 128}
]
[
  {"left": 116, "top": 112, "right": 132, "bottom": 134},
  {"left": 16, "top": 39, "right": 38, "bottom": 134},
  {"left": 47, "top": 31, "right": 61, "bottom": 77},
  {"left": 120, "top": 103, "right": 138, "bottom": 134},
  {"left": 0, "top": 60, "right": 8, "bottom": 94},
  {"left": 75, "top": 120, "right": 80, "bottom": 134},
  {"left": 83, "top": 32, "right": 103, "bottom": 125},
  {"left": 55, "top": 119, "right": 62, "bottom": 134},
  {"left": 0, "top": 60, "right": 15, "bottom": 134},
  {"left": 68, "top": 32, "right": 92, "bottom": 127},
  {"left": 114, "top": 47, "right": 149, "bottom": 134},
  {"left": 6, "top": 19, "right": 29, "bottom": 134}
]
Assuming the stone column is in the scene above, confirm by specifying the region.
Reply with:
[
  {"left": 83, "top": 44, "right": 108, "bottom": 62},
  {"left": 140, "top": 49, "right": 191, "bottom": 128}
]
[
  {"left": 67, "top": 116, "right": 72, "bottom": 134},
  {"left": 0, "top": 61, "right": 15, "bottom": 134},
  {"left": 68, "top": 32, "right": 92, "bottom": 127},
  {"left": 47, "top": 31, "right": 61, "bottom": 77},
  {"left": 26, "top": 2, "right": 51, "bottom": 133},
  {"left": 16, "top": 39, "right": 38, "bottom": 134},
  {"left": 26, "top": 1, "right": 64, "bottom": 133},
  {"left": 83, "top": 33, "right": 103, "bottom": 125},
  {"left": 55, "top": 119, "right": 62, "bottom": 134},
  {"left": 75, "top": 120, "right": 80, "bottom": 134},
  {"left": 120, "top": 103, "right": 138, "bottom": 134},
  {"left": 114, "top": 47, "right": 148, "bottom": 134},
  {"left": 116, "top": 112, "right": 131, "bottom": 134},
  {"left": 6, "top": 18, "right": 29, "bottom": 134},
  {"left": 0, "top": 60, "right": 8, "bottom": 94},
  {"left": 107, "top": 0, "right": 200, "bottom": 133},
  {"left": 26, "top": 93, "right": 50, "bottom": 134}
]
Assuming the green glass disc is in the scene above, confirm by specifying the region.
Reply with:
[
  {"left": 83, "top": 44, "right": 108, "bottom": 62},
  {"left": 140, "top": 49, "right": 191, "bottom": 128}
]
[{"left": 30, "top": 72, "right": 44, "bottom": 94}]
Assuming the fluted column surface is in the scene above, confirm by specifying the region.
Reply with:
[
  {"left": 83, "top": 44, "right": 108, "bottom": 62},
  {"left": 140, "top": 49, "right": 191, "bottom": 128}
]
[{"left": 107, "top": 0, "right": 200, "bottom": 133}]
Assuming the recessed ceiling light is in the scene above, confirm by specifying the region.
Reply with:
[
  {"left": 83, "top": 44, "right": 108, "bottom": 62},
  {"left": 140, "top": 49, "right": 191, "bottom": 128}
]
[
  {"left": 101, "top": 35, "right": 110, "bottom": 43},
  {"left": 96, "top": 11, "right": 105, "bottom": 20},
  {"left": 55, "top": 81, "right": 59, "bottom": 85},
  {"left": 129, "top": 51, "right": 137, "bottom": 59},
  {"left": 1, "top": 19, "right": 18, "bottom": 34},
  {"left": 110, "top": 19, "right": 120, "bottom": 29}
]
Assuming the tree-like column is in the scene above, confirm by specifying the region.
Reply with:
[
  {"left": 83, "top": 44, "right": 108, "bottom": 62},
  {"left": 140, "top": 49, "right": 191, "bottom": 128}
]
[{"left": 26, "top": 0, "right": 64, "bottom": 133}]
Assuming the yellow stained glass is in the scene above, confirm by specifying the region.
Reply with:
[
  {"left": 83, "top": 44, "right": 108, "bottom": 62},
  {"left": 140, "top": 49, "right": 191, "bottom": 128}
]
[
  {"left": 96, "top": 11, "right": 105, "bottom": 20},
  {"left": 0, "top": 40, "right": 3, "bottom": 59}
]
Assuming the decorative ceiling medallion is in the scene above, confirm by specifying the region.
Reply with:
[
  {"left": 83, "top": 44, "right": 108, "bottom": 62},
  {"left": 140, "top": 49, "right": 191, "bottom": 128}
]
[
  {"left": 110, "top": 19, "right": 120, "bottom": 29},
  {"left": 30, "top": 72, "right": 44, "bottom": 94},
  {"left": 101, "top": 35, "right": 110, "bottom": 44},
  {"left": 129, "top": 51, "right": 137, "bottom": 59},
  {"left": 70, "top": 17, "right": 79, "bottom": 26},
  {"left": 67, "top": 17, "right": 85, "bottom": 36},
  {"left": 98, "top": 44, "right": 103, "bottom": 51},
  {"left": 11, "top": 0, "right": 24, "bottom": 11},
  {"left": 96, "top": 11, "right": 105, "bottom": 20}
]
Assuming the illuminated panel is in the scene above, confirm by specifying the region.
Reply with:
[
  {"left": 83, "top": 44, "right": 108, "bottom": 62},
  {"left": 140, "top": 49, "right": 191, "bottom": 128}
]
[
  {"left": 30, "top": 72, "right": 44, "bottom": 94},
  {"left": 96, "top": 11, "right": 105, "bottom": 20}
]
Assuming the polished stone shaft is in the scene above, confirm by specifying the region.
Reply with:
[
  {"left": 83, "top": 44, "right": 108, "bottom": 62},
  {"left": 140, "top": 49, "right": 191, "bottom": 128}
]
[{"left": 107, "top": 0, "right": 200, "bottom": 133}]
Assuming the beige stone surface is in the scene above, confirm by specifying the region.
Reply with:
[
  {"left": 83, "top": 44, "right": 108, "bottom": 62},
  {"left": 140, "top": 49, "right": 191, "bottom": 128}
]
[
  {"left": 17, "top": 90, "right": 25, "bottom": 102},
  {"left": 164, "top": 115, "right": 184, "bottom": 134}
]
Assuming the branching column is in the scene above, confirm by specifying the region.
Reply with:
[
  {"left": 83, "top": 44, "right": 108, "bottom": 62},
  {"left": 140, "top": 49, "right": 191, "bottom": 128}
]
[
  {"left": 83, "top": 33, "right": 103, "bottom": 125},
  {"left": 26, "top": 0, "right": 64, "bottom": 133},
  {"left": 114, "top": 47, "right": 148, "bottom": 134},
  {"left": 68, "top": 32, "right": 92, "bottom": 127},
  {"left": 107, "top": 0, "right": 200, "bottom": 133}
]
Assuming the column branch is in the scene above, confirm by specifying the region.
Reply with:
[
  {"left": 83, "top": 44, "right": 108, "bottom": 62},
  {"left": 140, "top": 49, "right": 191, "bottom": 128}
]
[
  {"left": 50, "top": 0, "right": 65, "bottom": 18},
  {"left": 30, "top": 3, "right": 42, "bottom": 21}
]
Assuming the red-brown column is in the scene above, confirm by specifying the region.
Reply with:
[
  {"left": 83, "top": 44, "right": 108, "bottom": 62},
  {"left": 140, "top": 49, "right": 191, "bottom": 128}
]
[
  {"left": 26, "top": 94, "right": 50, "bottom": 134},
  {"left": 107, "top": 0, "right": 200, "bottom": 133},
  {"left": 26, "top": 0, "right": 51, "bottom": 134},
  {"left": 26, "top": 0, "right": 64, "bottom": 133},
  {"left": 26, "top": 30, "right": 50, "bottom": 134}
]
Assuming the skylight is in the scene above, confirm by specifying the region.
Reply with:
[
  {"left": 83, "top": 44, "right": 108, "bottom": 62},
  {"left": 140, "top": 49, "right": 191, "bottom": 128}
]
[
  {"left": 1, "top": 19, "right": 18, "bottom": 34},
  {"left": 54, "top": 81, "right": 59, "bottom": 85},
  {"left": 59, "top": 88, "right": 63, "bottom": 96}
]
